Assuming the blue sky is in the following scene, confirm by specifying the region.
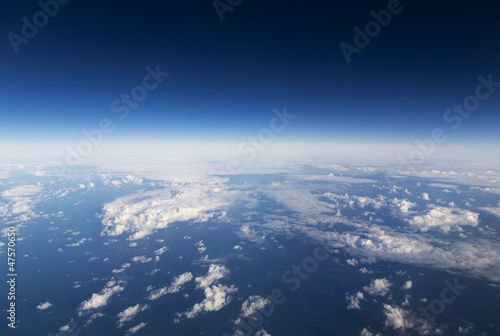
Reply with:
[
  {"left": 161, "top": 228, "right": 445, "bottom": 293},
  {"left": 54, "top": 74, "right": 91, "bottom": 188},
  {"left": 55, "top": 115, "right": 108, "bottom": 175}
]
[{"left": 1, "top": 0, "right": 500, "bottom": 151}]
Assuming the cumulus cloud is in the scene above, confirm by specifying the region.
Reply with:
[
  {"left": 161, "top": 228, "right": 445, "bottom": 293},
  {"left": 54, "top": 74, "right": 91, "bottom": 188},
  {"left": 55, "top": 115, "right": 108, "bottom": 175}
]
[
  {"left": 0, "top": 184, "right": 42, "bottom": 221},
  {"left": 37, "top": 302, "right": 52, "bottom": 311},
  {"left": 117, "top": 304, "right": 149, "bottom": 328},
  {"left": 480, "top": 202, "right": 500, "bottom": 218},
  {"left": 154, "top": 246, "right": 169, "bottom": 255},
  {"left": 408, "top": 205, "right": 479, "bottom": 233},
  {"left": 131, "top": 255, "right": 152, "bottom": 263},
  {"left": 303, "top": 222, "right": 500, "bottom": 283},
  {"left": 195, "top": 240, "right": 207, "bottom": 254},
  {"left": 78, "top": 281, "right": 124, "bottom": 313},
  {"left": 363, "top": 278, "right": 392, "bottom": 296},
  {"left": 66, "top": 238, "right": 90, "bottom": 247},
  {"left": 148, "top": 272, "right": 193, "bottom": 300},
  {"left": 126, "top": 322, "right": 146, "bottom": 335},
  {"left": 402, "top": 280, "right": 412, "bottom": 290},
  {"left": 2, "top": 185, "right": 42, "bottom": 198},
  {"left": 382, "top": 304, "right": 433, "bottom": 334},
  {"left": 383, "top": 304, "right": 413, "bottom": 330},
  {"left": 239, "top": 295, "right": 271, "bottom": 318},
  {"left": 100, "top": 184, "right": 230, "bottom": 240},
  {"left": 346, "top": 291, "right": 365, "bottom": 309},
  {"left": 422, "top": 193, "right": 430, "bottom": 201},
  {"left": 323, "top": 193, "right": 385, "bottom": 210},
  {"left": 184, "top": 284, "right": 238, "bottom": 318},
  {"left": 195, "top": 264, "right": 230, "bottom": 289},
  {"left": 178, "top": 264, "right": 237, "bottom": 318},
  {"left": 360, "top": 329, "right": 373, "bottom": 336},
  {"left": 346, "top": 258, "right": 358, "bottom": 266},
  {"left": 390, "top": 198, "right": 417, "bottom": 215}
]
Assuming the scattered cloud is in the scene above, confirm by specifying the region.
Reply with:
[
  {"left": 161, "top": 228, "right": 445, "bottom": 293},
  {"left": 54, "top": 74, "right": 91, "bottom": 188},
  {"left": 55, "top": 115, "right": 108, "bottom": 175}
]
[
  {"left": 402, "top": 280, "right": 412, "bottom": 290},
  {"left": 37, "top": 302, "right": 52, "bottom": 311},
  {"left": 363, "top": 278, "right": 392, "bottom": 296},
  {"left": 126, "top": 322, "right": 146, "bottom": 335},
  {"left": 179, "top": 264, "right": 237, "bottom": 318},
  {"left": 239, "top": 295, "right": 271, "bottom": 318},
  {"left": 183, "top": 284, "right": 238, "bottom": 318},
  {"left": 78, "top": 281, "right": 124, "bottom": 313},
  {"left": 408, "top": 205, "right": 479, "bottom": 233},
  {"left": 195, "top": 264, "right": 230, "bottom": 289},
  {"left": 346, "top": 291, "right": 365, "bottom": 309},
  {"left": 131, "top": 255, "right": 152, "bottom": 263},
  {"left": 148, "top": 272, "right": 193, "bottom": 300},
  {"left": 117, "top": 304, "right": 149, "bottom": 328},
  {"left": 100, "top": 184, "right": 230, "bottom": 240},
  {"left": 480, "top": 202, "right": 500, "bottom": 218}
]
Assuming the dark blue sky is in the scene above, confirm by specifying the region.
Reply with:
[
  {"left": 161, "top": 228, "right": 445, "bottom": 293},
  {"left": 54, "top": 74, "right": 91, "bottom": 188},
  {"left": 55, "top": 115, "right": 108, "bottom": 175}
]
[{"left": 2, "top": 0, "right": 500, "bottom": 145}]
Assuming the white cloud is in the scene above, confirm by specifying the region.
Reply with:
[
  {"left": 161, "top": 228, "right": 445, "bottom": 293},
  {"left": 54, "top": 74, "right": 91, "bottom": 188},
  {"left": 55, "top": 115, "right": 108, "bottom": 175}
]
[
  {"left": 65, "top": 238, "right": 90, "bottom": 247},
  {"left": 195, "top": 264, "right": 230, "bottom": 289},
  {"left": 78, "top": 282, "right": 124, "bottom": 312},
  {"left": 131, "top": 255, "right": 152, "bottom": 263},
  {"left": 363, "top": 278, "right": 392, "bottom": 296},
  {"left": 195, "top": 240, "right": 207, "bottom": 254},
  {"left": 148, "top": 272, "right": 193, "bottom": 300},
  {"left": 0, "top": 185, "right": 42, "bottom": 221},
  {"left": 382, "top": 304, "right": 433, "bottom": 334},
  {"left": 346, "top": 291, "right": 364, "bottom": 309},
  {"left": 402, "top": 280, "right": 412, "bottom": 290},
  {"left": 178, "top": 264, "right": 237, "bottom": 318},
  {"left": 361, "top": 303, "right": 435, "bottom": 335},
  {"left": 402, "top": 294, "right": 411, "bottom": 306},
  {"left": 383, "top": 304, "right": 413, "bottom": 330},
  {"left": 147, "top": 287, "right": 169, "bottom": 301},
  {"left": 239, "top": 295, "right": 271, "bottom": 318},
  {"left": 323, "top": 193, "right": 385, "bottom": 210},
  {"left": 390, "top": 198, "right": 417, "bottom": 215},
  {"left": 117, "top": 304, "right": 149, "bottom": 328},
  {"left": 184, "top": 284, "right": 238, "bottom": 318},
  {"left": 59, "top": 324, "right": 70, "bottom": 332},
  {"left": 100, "top": 184, "right": 230, "bottom": 240},
  {"left": 154, "top": 246, "right": 169, "bottom": 255},
  {"left": 346, "top": 258, "right": 358, "bottom": 266},
  {"left": 480, "top": 202, "right": 500, "bottom": 218},
  {"left": 37, "top": 302, "right": 52, "bottom": 311},
  {"left": 126, "top": 322, "right": 146, "bottom": 335},
  {"left": 422, "top": 193, "right": 430, "bottom": 200},
  {"left": 168, "top": 272, "right": 194, "bottom": 293},
  {"left": 255, "top": 330, "right": 271, "bottom": 336},
  {"left": 123, "top": 175, "right": 143, "bottom": 185},
  {"left": 408, "top": 205, "right": 479, "bottom": 233},
  {"left": 360, "top": 329, "right": 373, "bottom": 336},
  {"left": 233, "top": 245, "right": 243, "bottom": 251},
  {"left": 2, "top": 185, "right": 42, "bottom": 198}
]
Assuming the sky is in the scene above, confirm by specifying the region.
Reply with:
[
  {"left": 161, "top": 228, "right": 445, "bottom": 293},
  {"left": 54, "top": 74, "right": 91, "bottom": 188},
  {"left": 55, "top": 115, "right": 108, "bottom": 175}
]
[{"left": 1, "top": 0, "right": 500, "bottom": 154}]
